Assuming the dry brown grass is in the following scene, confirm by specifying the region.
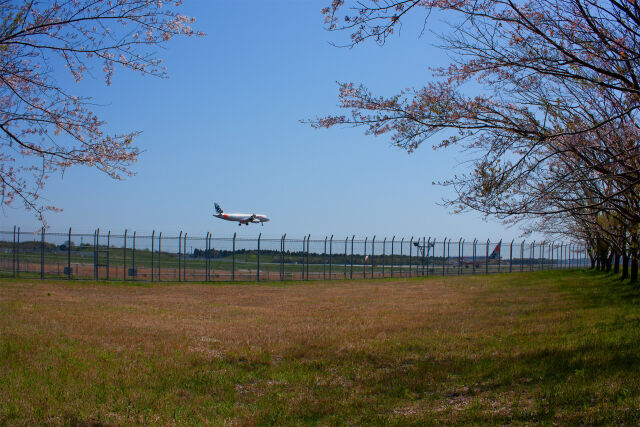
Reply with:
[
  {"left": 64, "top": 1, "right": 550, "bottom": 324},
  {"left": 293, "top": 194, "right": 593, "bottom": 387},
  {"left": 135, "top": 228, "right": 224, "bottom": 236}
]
[
  {"left": 1, "top": 276, "right": 487, "bottom": 356},
  {"left": 2, "top": 272, "right": 640, "bottom": 425}
]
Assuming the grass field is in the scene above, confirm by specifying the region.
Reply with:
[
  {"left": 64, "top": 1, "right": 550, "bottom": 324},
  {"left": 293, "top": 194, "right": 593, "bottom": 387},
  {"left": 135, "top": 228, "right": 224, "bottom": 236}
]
[{"left": 1, "top": 270, "right": 639, "bottom": 425}]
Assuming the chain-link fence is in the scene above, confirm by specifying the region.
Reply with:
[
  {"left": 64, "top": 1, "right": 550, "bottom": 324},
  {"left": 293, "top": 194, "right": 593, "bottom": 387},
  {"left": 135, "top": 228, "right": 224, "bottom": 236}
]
[{"left": 0, "top": 227, "right": 589, "bottom": 282}]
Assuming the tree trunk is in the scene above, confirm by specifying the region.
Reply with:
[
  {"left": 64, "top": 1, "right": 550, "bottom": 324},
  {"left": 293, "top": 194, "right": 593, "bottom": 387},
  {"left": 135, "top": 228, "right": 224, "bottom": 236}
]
[
  {"left": 632, "top": 234, "right": 639, "bottom": 283},
  {"left": 622, "top": 238, "right": 629, "bottom": 279},
  {"left": 614, "top": 251, "right": 620, "bottom": 274}
]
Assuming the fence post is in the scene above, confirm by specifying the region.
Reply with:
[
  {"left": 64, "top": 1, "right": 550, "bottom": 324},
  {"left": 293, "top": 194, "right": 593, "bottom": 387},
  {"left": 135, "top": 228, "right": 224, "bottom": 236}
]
[
  {"left": 178, "top": 231, "right": 182, "bottom": 281},
  {"left": 92, "top": 229, "right": 96, "bottom": 279},
  {"left": 497, "top": 239, "right": 502, "bottom": 273},
  {"left": 210, "top": 233, "right": 214, "bottom": 281},
  {"left": 530, "top": 241, "right": 534, "bottom": 271},
  {"left": 307, "top": 234, "right": 311, "bottom": 280},
  {"left": 302, "top": 235, "right": 307, "bottom": 280},
  {"left": 557, "top": 242, "right": 561, "bottom": 270},
  {"left": 107, "top": 230, "right": 111, "bottom": 280},
  {"left": 520, "top": 241, "right": 525, "bottom": 272},
  {"left": 232, "top": 232, "right": 236, "bottom": 281},
  {"left": 485, "top": 239, "right": 489, "bottom": 274},
  {"left": 16, "top": 227, "right": 20, "bottom": 277},
  {"left": 541, "top": 242, "right": 545, "bottom": 271},
  {"left": 93, "top": 228, "right": 100, "bottom": 280},
  {"left": 66, "top": 227, "right": 71, "bottom": 279},
  {"left": 578, "top": 244, "right": 582, "bottom": 268},
  {"left": 509, "top": 239, "right": 513, "bottom": 272},
  {"left": 183, "top": 233, "right": 188, "bottom": 281},
  {"left": 278, "top": 235, "right": 282, "bottom": 280},
  {"left": 151, "top": 230, "right": 155, "bottom": 282},
  {"left": 382, "top": 237, "right": 386, "bottom": 278},
  {"left": 396, "top": 237, "right": 401, "bottom": 277},
  {"left": 423, "top": 237, "right": 427, "bottom": 276},
  {"left": 329, "top": 235, "right": 333, "bottom": 280},
  {"left": 447, "top": 238, "right": 452, "bottom": 276},
  {"left": 472, "top": 238, "right": 477, "bottom": 274},
  {"left": 426, "top": 237, "right": 431, "bottom": 277},
  {"left": 257, "top": 233, "right": 261, "bottom": 282},
  {"left": 350, "top": 235, "right": 355, "bottom": 279},
  {"left": 41, "top": 226, "right": 45, "bottom": 279},
  {"left": 391, "top": 236, "right": 395, "bottom": 278},
  {"left": 323, "top": 236, "right": 327, "bottom": 280},
  {"left": 441, "top": 238, "right": 446, "bottom": 276},
  {"left": 459, "top": 239, "right": 464, "bottom": 275},
  {"left": 344, "top": 237, "right": 348, "bottom": 279},
  {"left": 12, "top": 226, "right": 16, "bottom": 278},
  {"left": 158, "top": 232, "right": 162, "bottom": 281},
  {"left": 97, "top": 228, "right": 101, "bottom": 280},
  {"left": 409, "top": 237, "right": 413, "bottom": 278},
  {"left": 371, "top": 236, "right": 376, "bottom": 278},
  {"left": 205, "top": 232, "right": 209, "bottom": 281},
  {"left": 107, "top": 231, "right": 110, "bottom": 280},
  {"left": 123, "top": 229, "right": 128, "bottom": 280},
  {"left": 569, "top": 244, "right": 572, "bottom": 269},
  {"left": 131, "top": 231, "right": 136, "bottom": 280},
  {"left": 364, "top": 237, "right": 368, "bottom": 279},
  {"left": 280, "top": 234, "right": 284, "bottom": 281},
  {"left": 396, "top": 237, "right": 402, "bottom": 277}
]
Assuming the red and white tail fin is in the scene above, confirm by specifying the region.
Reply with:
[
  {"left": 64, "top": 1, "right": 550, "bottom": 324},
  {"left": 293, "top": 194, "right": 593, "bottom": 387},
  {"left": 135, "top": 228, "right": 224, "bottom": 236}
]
[{"left": 490, "top": 243, "right": 501, "bottom": 259}]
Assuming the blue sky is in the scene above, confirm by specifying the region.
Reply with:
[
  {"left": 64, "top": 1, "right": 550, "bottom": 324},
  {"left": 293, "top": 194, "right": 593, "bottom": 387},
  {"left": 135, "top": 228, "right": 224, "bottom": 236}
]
[{"left": 2, "top": 1, "right": 535, "bottom": 241}]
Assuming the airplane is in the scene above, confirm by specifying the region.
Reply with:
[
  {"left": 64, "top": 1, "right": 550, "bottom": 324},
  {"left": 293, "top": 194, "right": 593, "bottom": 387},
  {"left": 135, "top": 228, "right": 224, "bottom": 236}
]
[
  {"left": 412, "top": 241, "right": 500, "bottom": 267},
  {"left": 213, "top": 202, "right": 270, "bottom": 226},
  {"left": 454, "top": 243, "right": 501, "bottom": 267}
]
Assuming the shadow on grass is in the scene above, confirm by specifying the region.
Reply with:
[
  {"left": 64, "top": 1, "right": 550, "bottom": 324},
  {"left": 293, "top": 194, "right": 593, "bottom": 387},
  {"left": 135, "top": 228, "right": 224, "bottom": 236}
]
[
  {"left": 352, "top": 337, "right": 640, "bottom": 423},
  {"left": 549, "top": 270, "right": 640, "bottom": 308}
]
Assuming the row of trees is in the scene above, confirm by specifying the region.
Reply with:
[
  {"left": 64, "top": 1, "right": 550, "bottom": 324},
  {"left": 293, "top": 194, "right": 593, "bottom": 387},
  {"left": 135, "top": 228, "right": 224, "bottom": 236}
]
[{"left": 316, "top": 0, "right": 640, "bottom": 281}]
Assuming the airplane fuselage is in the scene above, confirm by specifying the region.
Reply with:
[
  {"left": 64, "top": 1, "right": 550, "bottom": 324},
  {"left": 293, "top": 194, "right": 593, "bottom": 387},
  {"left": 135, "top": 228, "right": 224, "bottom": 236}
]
[{"left": 214, "top": 212, "right": 270, "bottom": 225}]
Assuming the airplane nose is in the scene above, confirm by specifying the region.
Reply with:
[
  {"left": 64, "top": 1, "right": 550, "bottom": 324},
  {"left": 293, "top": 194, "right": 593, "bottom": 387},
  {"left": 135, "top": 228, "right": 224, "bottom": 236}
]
[{"left": 264, "top": 217, "right": 270, "bottom": 222}]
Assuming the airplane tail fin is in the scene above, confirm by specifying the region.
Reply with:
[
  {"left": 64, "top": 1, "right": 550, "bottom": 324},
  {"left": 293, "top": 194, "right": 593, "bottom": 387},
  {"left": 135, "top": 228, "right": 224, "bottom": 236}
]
[
  {"left": 490, "top": 243, "right": 501, "bottom": 259},
  {"left": 214, "top": 202, "right": 223, "bottom": 215}
]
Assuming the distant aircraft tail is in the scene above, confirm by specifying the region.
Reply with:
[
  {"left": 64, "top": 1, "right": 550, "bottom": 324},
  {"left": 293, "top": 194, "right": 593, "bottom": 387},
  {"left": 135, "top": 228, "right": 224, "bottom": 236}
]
[
  {"left": 490, "top": 243, "right": 501, "bottom": 259},
  {"left": 214, "top": 202, "right": 223, "bottom": 215}
]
